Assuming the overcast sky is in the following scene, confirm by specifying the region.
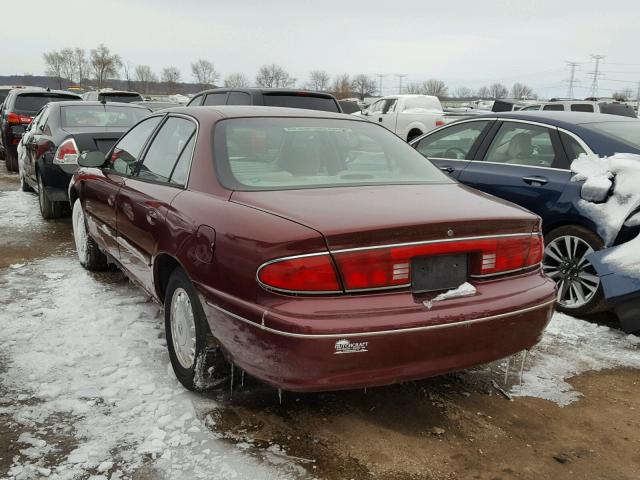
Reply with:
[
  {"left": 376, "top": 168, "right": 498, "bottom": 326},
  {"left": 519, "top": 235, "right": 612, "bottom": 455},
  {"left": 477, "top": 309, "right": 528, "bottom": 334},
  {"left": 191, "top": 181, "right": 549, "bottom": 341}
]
[{"left": 2, "top": 0, "right": 640, "bottom": 98}]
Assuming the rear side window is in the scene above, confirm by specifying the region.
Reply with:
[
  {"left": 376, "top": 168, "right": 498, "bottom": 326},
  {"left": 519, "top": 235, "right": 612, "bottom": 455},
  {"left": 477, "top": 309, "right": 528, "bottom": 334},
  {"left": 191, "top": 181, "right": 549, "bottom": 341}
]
[
  {"left": 14, "top": 93, "right": 81, "bottom": 115},
  {"left": 137, "top": 117, "right": 196, "bottom": 184},
  {"left": 415, "top": 121, "right": 489, "bottom": 159},
  {"left": 542, "top": 104, "right": 564, "bottom": 111},
  {"left": 203, "top": 93, "right": 228, "bottom": 106},
  {"left": 571, "top": 104, "right": 594, "bottom": 112},
  {"left": 484, "top": 122, "right": 558, "bottom": 167},
  {"left": 227, "top": 92, "right": 251, "bottom": 105},
  {"left": 188, "top": 95, "right": 203, "bottom": 106},
  {"left": 560, "top": 132, "right": 587, "bottom": 162},
  {"left": 598, "top": 103, "right": 637, "bottom": 118},
  {"left": 109, "top": 116, "right": 162, "bottom": 175},
  {"left": 262, "top": 94, "right": 340, "bottom": 112}
]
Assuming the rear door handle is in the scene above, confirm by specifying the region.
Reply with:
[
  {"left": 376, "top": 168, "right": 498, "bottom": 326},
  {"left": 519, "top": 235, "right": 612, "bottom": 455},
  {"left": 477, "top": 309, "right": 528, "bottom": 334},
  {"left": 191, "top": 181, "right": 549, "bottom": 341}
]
[
  {"left": 522, "top": 175, "right": 548, "bottom": 186},
  {"left": 440, "top": 166, "right": 455, "bottom": 174}
]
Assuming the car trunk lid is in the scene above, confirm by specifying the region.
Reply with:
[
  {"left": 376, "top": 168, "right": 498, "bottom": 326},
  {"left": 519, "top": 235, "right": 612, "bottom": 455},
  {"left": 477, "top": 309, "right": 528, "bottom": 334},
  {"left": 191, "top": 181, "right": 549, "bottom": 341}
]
[{"left": 62, "top": 127, "right": 127, "bottom": 153}]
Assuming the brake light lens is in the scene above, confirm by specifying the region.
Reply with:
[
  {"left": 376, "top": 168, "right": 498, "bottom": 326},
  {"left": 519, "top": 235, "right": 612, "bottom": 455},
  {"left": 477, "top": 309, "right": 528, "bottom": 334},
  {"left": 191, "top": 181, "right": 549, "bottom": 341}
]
[
  {"left": 333, "top": 234, "right": 543, "bottom": 291},
  {"left": 53, "top": 139, "right": 79, "bottom": 165},
  {"left": 435, "top": 119, "right": 445, "bottom": 127},
  {"left": 7, "top": 112, "right": 32, "bottom": 125},
  {"left": 257, "top": 255, "right": 341, "bottom": 293}
]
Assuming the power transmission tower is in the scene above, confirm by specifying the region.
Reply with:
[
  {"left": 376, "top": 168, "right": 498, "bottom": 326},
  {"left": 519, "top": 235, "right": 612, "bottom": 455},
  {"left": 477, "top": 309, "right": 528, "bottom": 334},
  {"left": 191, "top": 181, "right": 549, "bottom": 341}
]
[
  {"left": 395, "top": 74, "right": 407, "bottom": 94},
  {"left": 375, "top": 73, "right": 385, "bottom": 96},
  {"left": 565, "top": 61, "right": 580, "bottom": 98},
  {"left": 587, "top": 54, "right": 605, "bottom": 98}
]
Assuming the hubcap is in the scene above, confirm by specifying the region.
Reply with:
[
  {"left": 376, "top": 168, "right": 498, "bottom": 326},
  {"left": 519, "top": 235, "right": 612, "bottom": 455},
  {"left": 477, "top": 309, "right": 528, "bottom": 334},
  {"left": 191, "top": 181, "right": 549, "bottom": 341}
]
[
  {"left": 543, "top": 235, "right": 599, "bottom": 309},
  {"left": 170, "top": 288, "right": 197, "bottom": 369},
  {"left": 72, "top": 202, "right": 88, "bottom": 262}
]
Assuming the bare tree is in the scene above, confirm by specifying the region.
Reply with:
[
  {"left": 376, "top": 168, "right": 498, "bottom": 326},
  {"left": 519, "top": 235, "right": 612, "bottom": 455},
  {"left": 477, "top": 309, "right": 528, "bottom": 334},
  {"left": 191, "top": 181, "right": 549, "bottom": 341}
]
[
  {"left": 476, "top": 86, "right": 490, "bottom": 99},
  {"left": 191, "top": 59, "right": 219, "bottom": 89},
  {"left": 224, "top": 72, "right": 249, "bottom": 88},
  {"left": 135, "top": 65, "right": 156, "bottom": 94},
  {"left": 90, "top": 44, "right": 122, "bottom": 89},
  {"left": 613, "top": 88, "right": 634, "bottom": 101},
  {"left": 256, "top": 64, "right": 294, "bottom": 88},
  {"left": 161, "top": 66, "right": 181, "bottom": 93},
  {"left": 511, "top": 82, "right": 535, "bottom": 99},
  {"left": 331, "top": 74, "right": 352, "bottom": 99},
  {"left": 122, "top": 61, "right": 135, "bottom": 91},
  {"left": 308, "top": 70, "right": 330, "bottom": 91},
  {"left": 43, "top": 51, "right": 65, "bottom": 89},
  {"left": 453, "top": 86, "right": 474, "bottom": 98},
  {"left": 60, "top": 48, "right": 77, "bottom": 84},
  {"left": 422, "top": 79, "right": 448, "bottom": 97},
  {"left": 74, "top": 48, "right": 88, "bottom": 86},
  {"left": 488, "top": 82, "right": 509, "bottom": 99},
  {"left": 351, "top": 74, "right": 377, "bottom": 100}
]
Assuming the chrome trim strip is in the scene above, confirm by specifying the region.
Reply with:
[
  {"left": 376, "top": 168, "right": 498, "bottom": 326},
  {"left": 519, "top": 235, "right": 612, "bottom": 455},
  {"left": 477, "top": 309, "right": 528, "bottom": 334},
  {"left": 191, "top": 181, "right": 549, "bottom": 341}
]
[
  {"left": 466, "top": 160, "right": 569, "bottom": 172},
  {"left": 470, "top": 265, "right": 540, "bottom": 279},
  {"left": 409, "top": 118, "right": 498, "bottom": 145},
  {"left": 556, "top": 127, "right": 594, "bottom": 156},
  {"left": 204, "top": 298, "right": 556, "bottom": 339}
]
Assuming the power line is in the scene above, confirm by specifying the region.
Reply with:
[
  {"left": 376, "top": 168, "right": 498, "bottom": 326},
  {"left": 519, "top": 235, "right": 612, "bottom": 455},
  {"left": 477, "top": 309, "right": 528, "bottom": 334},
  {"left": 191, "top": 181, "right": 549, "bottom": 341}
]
[
  {"left": 587, "top": 54, "right": 605, "bottom": 97},
  {"left": 375, "top": 73, "right": 385, "bottom": 96}
]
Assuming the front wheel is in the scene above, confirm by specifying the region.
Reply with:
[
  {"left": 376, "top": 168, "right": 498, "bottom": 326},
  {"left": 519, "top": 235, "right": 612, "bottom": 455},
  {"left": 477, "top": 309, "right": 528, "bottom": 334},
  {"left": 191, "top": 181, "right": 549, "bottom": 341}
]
[
  {"left": 543, "top": 225, "right": 606, "bottom": 316},
  {"left": 72, "top": 199, "right": 108, "bottom": 270},
  {"left": 165, "top": 268, "right": 229, "bottom": 391}
]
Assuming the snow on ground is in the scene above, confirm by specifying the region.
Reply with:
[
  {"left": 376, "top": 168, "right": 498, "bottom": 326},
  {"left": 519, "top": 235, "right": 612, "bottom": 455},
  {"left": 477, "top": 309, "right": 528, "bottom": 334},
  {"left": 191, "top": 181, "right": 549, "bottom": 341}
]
[
  {"left": 0, "top": 257, "right": 307, "bottom": 480},
  {"left": 0, "top": 189, "right": 45, "bottom": 232},
  {"left": 511, "top": 313, "right": 640, "bottom": 406},
  {"left": 571, "top": 153, "right": 640, "bottom": 245}
]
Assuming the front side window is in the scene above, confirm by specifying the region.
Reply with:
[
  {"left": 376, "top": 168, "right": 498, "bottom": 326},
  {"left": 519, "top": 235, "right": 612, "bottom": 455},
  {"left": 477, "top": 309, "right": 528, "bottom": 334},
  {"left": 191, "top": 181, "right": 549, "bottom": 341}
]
[
  {"left": 137, "top": 117, "right": 196, "bottom": 184},
  {"left": 227, "top": 92, "right": 251, "bottom": 105},
  {"left": 542, "top": 104, "right": 564, "bottom": 111},
  {"left": 369, "top": 100, "right": 385, "bottom": 114},
  {"left": 203, "top": 93, "right": 228, "bottom": 106},
  {"left": 484, "top": 122, "right": 557, "bottom": 167},
  {"left": 109, "top": 116, "right": 162, "bottom": 175},
  {"left": 214, "top": 118, "right": 452, "bottom": 191},
  {"left": 415, "top": 121, "right": 489, "bottom": 159},
  {"left": 571, "top": 104, "right": 594, "bottom": 112}
]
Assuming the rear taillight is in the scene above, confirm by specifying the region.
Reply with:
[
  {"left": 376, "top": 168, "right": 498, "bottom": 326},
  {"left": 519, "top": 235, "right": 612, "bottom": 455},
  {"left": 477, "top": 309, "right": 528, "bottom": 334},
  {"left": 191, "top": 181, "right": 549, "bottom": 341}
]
[
  {"left": 435, "top": 119, "right": 445, "bottom": 127},
  {"left": 7, "top": 112, "right": 32, "bottom": 125},
  {"left": 257, "top": 254, "right": 341, "bottom": 294},
  {"left": 53, "top": 138, "right": 79, "bottom": 165},
  {"left": 333, "top": 234, "right": 543, "bottom": 292}
]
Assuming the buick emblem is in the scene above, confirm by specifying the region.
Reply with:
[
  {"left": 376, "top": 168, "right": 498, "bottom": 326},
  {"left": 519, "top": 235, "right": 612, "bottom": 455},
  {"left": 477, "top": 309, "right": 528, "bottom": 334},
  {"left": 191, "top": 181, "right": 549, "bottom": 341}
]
[{"left": 447, "top": 229, "right": 454, "bottom": 237}]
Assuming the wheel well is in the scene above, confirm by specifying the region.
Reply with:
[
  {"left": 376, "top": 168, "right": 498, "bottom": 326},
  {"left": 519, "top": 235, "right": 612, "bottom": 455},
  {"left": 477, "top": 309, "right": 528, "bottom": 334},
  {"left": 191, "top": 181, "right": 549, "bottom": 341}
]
[
  {"left": 407, "top": 128, "right": 423, "bottom": 142},
  {"left": 69, "top": 186, "right": 78, "bottom": 207},
  {"left": 155, "top": 254, "right": 181, "bottom": 302}
]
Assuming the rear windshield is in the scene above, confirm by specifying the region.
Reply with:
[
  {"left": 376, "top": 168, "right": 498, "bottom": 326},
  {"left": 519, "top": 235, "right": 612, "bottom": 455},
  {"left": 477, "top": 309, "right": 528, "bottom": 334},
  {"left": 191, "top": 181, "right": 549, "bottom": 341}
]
[
  {"left": 584, "top": 121, "right": 640, "bottom": 149},
  {"left": 214, "top": 117, "right": 451, "bottom": 191},
  {"left": 61, "top": 105, "right": 149, "bottom": 128},
  {"left": 598, "top": 103, "right": 637, "bottom": 118},
  {"left": 98, "top": 93, "right": 143, "bottom": 103},
  {"left": 14, "top": 93, "right": 80, "bottom": 114},
  {"left": 262, "top": 94, "right": 340, "bottom": 112}
]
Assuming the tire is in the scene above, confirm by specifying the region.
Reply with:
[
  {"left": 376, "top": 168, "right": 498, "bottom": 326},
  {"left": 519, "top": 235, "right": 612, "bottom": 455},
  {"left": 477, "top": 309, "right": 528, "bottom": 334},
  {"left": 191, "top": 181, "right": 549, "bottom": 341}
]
[
  {"left": 20, "top": 173, "right": 34, "bottom": 192},
  {"left": 164, "top": 268, "right": 229, "bottom": 391},
  {"left": 72, "top": 199, "right": 108, "bottom": 271},
  {"left": 38, "top": 173, "right": 62, "bottom": 219},
  {"left": 543, "top": 225, "right": 606, "bottom": 316},
  {"left": 5, "top": 149, "right": 18, "bottom": 172}
]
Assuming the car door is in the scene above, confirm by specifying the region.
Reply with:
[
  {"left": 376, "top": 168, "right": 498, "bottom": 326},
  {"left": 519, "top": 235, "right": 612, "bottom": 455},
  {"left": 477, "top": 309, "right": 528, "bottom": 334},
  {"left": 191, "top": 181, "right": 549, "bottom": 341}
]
[
  {"left": 116, "top": 115, "right": 197, "bottom": 293},
  {"left": 22, "top": 107, "right": 46, "bottom": 179},
  {"left": 27, "top": 107, "right": 53, "bottom": 183},
  {"left": 377, "top": 98, "right": 398, "bottom": 132},
  {"left": 83, "top": 116, "right": 162, "bottom": 259},
  {"left": 412, "top": 120, "right": 492, "bottom": 179},
  {"left": 457, "top": 120, "right": 571, "bottom": 218}
]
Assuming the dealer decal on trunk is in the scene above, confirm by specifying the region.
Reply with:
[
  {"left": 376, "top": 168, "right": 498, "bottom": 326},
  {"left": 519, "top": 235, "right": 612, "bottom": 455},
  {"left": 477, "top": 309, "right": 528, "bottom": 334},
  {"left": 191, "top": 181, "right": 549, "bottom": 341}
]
[{"left": 334, "top": 339, "right": 369, "bottom": 354}]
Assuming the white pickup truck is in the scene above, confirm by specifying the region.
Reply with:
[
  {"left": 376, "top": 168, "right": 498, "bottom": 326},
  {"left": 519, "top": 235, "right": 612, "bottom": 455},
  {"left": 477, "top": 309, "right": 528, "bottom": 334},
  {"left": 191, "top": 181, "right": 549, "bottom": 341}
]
[{"left": 357, "top": 94, "right": 445, "bottom": 141}]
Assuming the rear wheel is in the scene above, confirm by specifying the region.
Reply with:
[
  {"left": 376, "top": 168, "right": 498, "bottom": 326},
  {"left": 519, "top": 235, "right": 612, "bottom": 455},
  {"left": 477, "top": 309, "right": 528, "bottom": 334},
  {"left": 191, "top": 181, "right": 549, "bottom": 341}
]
[
  {"left": 20, "top": 172, "right": 34, "bottom": 192},
  {"left": 72, "top": 199, "right": 108, "bottom": 270},
  {"left": 543, "top": 225, "right": 606, "bottom": 316},
  {"left": 165, "top": 268, "right": 229, "bottom": 391},
  {"left": 38, "top": 173, "right": 62, "bottom": 219},
  {"left": 5, "top": 149, "right": 18, "bottom": 172}
]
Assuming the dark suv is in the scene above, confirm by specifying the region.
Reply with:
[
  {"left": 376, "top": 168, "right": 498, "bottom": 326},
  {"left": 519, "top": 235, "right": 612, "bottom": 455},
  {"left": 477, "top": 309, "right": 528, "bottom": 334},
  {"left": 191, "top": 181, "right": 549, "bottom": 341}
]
[
  {"left": 0, "top": 88, "right": 81, "bottom": 171},
  {"left": 82, "top": 90, "right": 144, "bottom": 103},
  {"left": 187, "top": 88, "right": 342, "bottom": 112}
]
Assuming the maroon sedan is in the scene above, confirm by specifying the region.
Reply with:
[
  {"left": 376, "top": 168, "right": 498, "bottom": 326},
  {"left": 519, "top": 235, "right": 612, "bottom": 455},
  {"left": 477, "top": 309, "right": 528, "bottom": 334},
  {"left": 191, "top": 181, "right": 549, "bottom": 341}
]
[{"left": 70, "top": 106, "right": 556, "bottom": 392}]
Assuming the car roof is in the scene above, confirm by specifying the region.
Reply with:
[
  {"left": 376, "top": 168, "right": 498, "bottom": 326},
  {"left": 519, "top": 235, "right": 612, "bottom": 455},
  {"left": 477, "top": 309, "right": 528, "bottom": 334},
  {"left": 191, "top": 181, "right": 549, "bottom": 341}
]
[
  {"left": 470, "top": 111, "right": 639, "bottom": 127},
  {"left": 194, "top": 88, "right": 336, "bottom": 98},
  {"left": 10, "top": 88, "right": 81, "bottom": 97},
  {"left": 50, "top": 101, "right": 150, "bottom": 108},
  {"left": 159, "top": 105, "right": 366, "bottom": 121}
]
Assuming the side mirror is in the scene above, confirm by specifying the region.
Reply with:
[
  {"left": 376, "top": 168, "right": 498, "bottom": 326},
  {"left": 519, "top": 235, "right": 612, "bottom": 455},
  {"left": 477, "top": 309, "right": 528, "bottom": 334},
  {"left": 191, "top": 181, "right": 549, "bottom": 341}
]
[{"left": 77, "top": 151, "right": 106, "bottom": 168}]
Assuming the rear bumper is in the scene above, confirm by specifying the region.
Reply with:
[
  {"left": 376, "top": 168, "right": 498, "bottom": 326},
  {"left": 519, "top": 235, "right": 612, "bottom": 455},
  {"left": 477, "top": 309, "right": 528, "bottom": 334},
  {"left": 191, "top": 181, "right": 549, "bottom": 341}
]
[
  {"left": 198, "top": 270, "right": 556, "bottom": 392},
  {"left": 39, "top": 161, "right": 75, "bottom": 202}
]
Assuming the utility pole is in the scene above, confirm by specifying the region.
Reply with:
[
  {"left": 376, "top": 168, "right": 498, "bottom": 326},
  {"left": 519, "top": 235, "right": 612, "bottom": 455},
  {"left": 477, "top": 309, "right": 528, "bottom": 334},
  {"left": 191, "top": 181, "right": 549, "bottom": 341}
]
[
  {"left": 636, "top": 80, "right": 640, "bottom": 115},
  {"left": 395, "top": 74, "right": 407, "bottom": 94},
  {"left": 375, "top": 73, "right": 385, "bottom": 96},
  {"left": 565, "top": 61, "right": 580, "bottom": 98},
  {"left": 588, "top": 54, "right": 605, "bottom": 98}
]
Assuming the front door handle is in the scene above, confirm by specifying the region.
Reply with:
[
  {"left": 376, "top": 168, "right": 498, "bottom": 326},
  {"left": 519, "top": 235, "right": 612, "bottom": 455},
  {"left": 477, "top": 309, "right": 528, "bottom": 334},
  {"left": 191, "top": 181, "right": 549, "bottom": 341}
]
[
  {"left": 440, "top": 166, "right": 455, "bottom": 174},
  {"left": 522, "top": 175, "right": 548, "bottom": 186}
]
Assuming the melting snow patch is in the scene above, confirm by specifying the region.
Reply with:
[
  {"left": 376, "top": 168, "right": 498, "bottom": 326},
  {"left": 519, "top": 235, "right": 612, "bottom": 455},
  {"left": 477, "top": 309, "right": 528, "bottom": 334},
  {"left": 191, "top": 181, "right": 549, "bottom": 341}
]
[
  {"left": 0, "top": 256, "right": 306, "bottom": 479},
  {"left": 511, "top": 313, "right": 640, "bottom": 406}
]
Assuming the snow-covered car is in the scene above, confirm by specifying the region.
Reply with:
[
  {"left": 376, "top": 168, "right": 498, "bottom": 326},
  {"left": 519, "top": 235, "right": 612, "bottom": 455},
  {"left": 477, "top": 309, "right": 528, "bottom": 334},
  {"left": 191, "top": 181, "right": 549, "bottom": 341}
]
[
  {"left": 359, "top": 95, "right": 445, "bottom": 141},
  {"left": 519, "top": 100, "right": 636, "bottom": 118}
]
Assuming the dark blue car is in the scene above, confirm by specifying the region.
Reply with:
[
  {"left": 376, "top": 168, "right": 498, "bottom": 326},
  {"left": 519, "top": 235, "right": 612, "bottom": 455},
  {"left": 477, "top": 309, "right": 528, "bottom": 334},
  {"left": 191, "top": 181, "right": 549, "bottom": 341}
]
[{"left": 411, "top": 111, "right": 640, "bottom": 316}]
